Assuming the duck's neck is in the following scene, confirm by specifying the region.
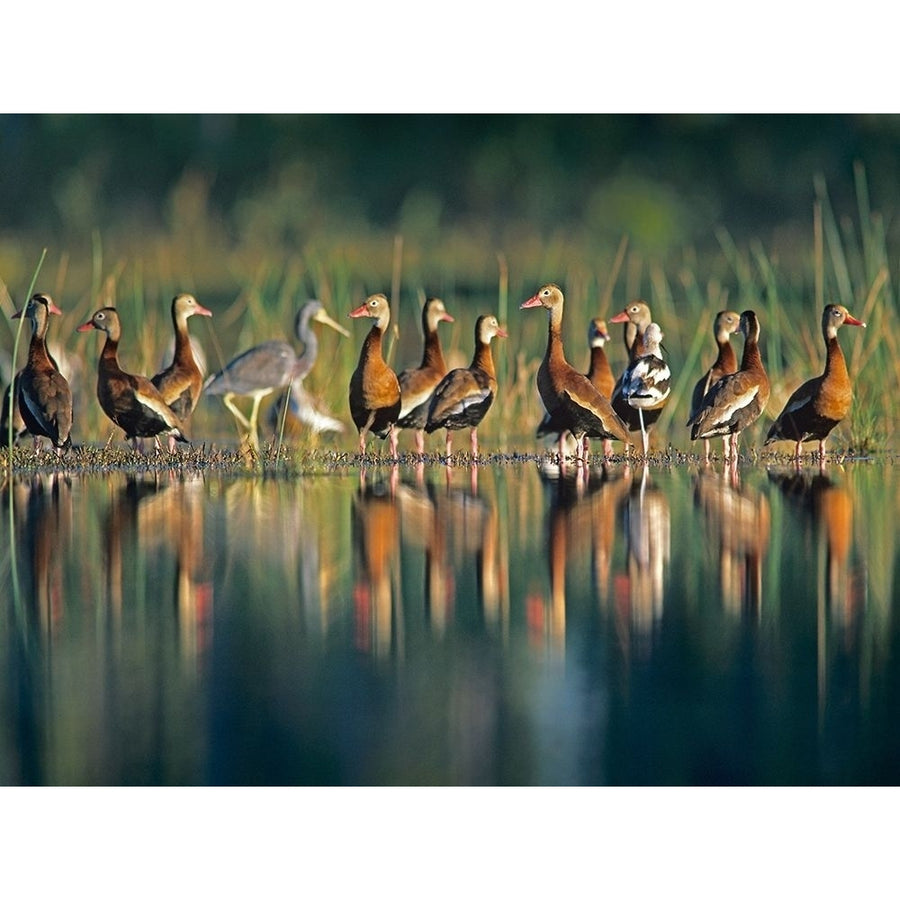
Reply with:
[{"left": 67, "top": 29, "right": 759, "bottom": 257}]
[
  {"left": 472, "top": 340, "right": 495, "bottom": 379},
  {"left": 360, "top": 323, "right": 385, "bottom": 366},
  {"left": 740, "top": 335, "right": 764, "bottom": 373},
  {"left": 99, "top": 334, "right": 122, "bottom": 374},
  {"left": 823, "top": 334, "right": 849, "bottom": 382},
  {"left": 588, "top": 345, "right": 612, "bottom": 381},
  {"left": 629, "top": 326, "right": 648, "bottom": 360},
  {"left": 714, "top": 338, "right": 737, "bottom": 374},
  {"left": 173, "top": 312, "right": 193, "bottom": 360},
  {"left": 27, "top": 318, "right": 52, "bottom": 367},
  {"left": 547, "top": 307, "right": 568, "bottom": 367},
  {"left": 422, "top": 327, "right": 447, "bottom": 372}
]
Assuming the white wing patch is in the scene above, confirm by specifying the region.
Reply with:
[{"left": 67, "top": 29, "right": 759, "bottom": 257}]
[
  {"left": 784, "top": 394, "right": 812, "bottom": 415},
  {"left": 443, "top": 386, "right": 490, "bottom": 417},
  {"left": 709, "top": 384, "right": 759, "bottom": 426},
  {"left": 136, "top": 390, "right": 180, "bottom": 429}
]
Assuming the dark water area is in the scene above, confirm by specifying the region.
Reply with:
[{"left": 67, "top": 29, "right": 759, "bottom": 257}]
[{"left": 1, "top": 458, "right": 898, "bottom": 786}]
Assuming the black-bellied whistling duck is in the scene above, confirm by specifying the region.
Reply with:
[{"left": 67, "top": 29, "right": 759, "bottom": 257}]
[
  {"left": 349, "top": 293, "right": 402, "bottom": 457},
  {"left": 77, "top": 307, "right": 188, "bottom": 450},
  {"left": 764, "top": 303, "right": 865, "bottom": 461},
  {"left": 688, "top": 310, "right": 770, "bottom": 462},
  {"left": 205, "top": 299, "right": 349, "bottom": 451},
  {"left": 13, "top": 293, "right": 73, "bottom": 454},
  {"left": 611, "top": 299, "right": 652, "bottom": 358},
  {"left": 521, "top": 284, "right": 631, "bottom": 463},
  {"left": 619, "top": 322, "right": 671, "bottom": 456},
  {"left": 587, "top": 317, "right": 616, "bottom": 399},
  {"left": 425, "top": 314, "right": 506, "bottom": 459},
  {"left": 397, "top": 297, "right": 455, "bottom": 454},
  {"left": 687, "top": 310, "right": 741, "bottom": 461},
  {"left": 609, "top": 300, "right": 666, "bottom": 445},
  {"left": 151, "top": 293, "right": 213, "bottom": 451},
  {"left": 538, "top": 315, "right": 617, "bottom": 458}
]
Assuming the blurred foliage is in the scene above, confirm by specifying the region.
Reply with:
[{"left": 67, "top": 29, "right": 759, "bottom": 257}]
[{"left": 5, "top": 114, "right": 900, "bottom": 264}]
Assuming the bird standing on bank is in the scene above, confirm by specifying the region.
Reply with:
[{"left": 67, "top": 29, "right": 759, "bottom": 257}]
[
  {"left": 205, "top": 299, "right": 349, "bottom": 451},
  {"left": 396, "top": 297, "right": 455, "bottom": 454},
  {"left": 348, "top": 293, "right": 402, "bottom": 457},
  {"left": 688, "top": 310, "right": 769, "bottom": 463},
  {"left": 764, "top": 303, "right": 865, "bottom": 461},
  {"left": 619, "top": 322, "right": 671, "bottom": 457},
  {"left": 13, "top": 293, "right": 73, "bottom": 454},
  {"left": 687, "top": 310, "right": 741, "bottom": 461},
  {"left": 425, "top": 314, "right": 506, "bottom": 459},
  {"left": 152, "top": 293, "right": 213, "bottom": 451},
  {"left": 78, "top": 307, "right": 187, "bottom": 451},
  {"left": 538, "top": 316, "right": 618, "bottom": 458},
  {"left": 521, "top": 283, "right": 630, "bottom": 463},
  {"left": 609, "top": 300, "right": 666, "bottom": 449}
]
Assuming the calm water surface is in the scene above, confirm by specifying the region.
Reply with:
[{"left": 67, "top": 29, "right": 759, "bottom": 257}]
[{"left": 2, "top": 458, "right": 898, "bottom": 785}]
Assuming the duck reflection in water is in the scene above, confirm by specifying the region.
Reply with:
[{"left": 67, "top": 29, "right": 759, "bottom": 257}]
[
  {"left": 443, "top": 467, "right": 504, "bottom": 631},
  {"left": 136, "top": 474, "right": 212, "bottom": 669},
  {"left": 694, "top": 464, "right": 770, "bottom": 619},
  {"left": 353, "top": 478, "right": 401, "bottom": 657},
  {"left": 531, "top": 462, "right": 633, "bottom": 657},
  {"left": 397, "top": 478, "right": 451, "bottom": 636},
  {"left": 105, "top": 474, "right": 212, "bottom": 670},
  {"left": 768, "top": 469, "right": 858, "bottom": 631},
  {"left": 397, "top": 466, "right": 506, "bottom": 640},
  {"left": 768, "top": 468, "right": 863, "bottom": 723},
  {"left": 15, "top": 473, "right": 72, "bottom": 639}
]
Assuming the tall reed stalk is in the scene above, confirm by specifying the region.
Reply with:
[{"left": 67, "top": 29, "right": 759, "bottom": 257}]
[{"left": 6, "top": 249, "right": 48, "bottom": 622}]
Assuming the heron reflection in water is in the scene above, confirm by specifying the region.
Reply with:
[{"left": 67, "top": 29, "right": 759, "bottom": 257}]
[{"left": 694, "top": 464, "right": 771, "bottom": 619}]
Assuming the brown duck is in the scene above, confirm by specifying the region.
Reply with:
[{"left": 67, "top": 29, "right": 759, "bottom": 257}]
[
  {"left": 151, "top": 293, "right": 212, "bottom": 449},
  {"left": 425, "top": 314, "right": 506, "bottom": 458},
  {"left": 396, "top": 297, "right": 454, "bottom": 453},
  {"left": 78, "top": 306, "right": 188, "bottom": 450},
  {"left": 13, "top": 293, "right": 73, "bottom": 453},
  {"left": 521, "top": 283, "right": 630, "bottom": 462},
  {"left": 688, "top": 310, "right": 770, "bottom": 461},
  {"left": 764, "top": 304, "right": 865, "bottom": 460},
  {"left": 687, "top": 309, "right": 741, "bottom": 461},
  {"left": 348, "top": 293, "right": 402, "bottom": 456}
]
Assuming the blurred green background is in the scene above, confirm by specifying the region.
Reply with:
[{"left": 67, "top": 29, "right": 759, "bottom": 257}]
[{"left": 5, "top": 113, "right": 900, "bottom": 262}]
